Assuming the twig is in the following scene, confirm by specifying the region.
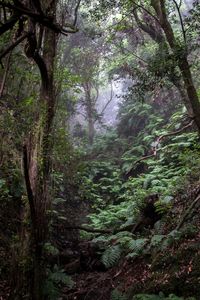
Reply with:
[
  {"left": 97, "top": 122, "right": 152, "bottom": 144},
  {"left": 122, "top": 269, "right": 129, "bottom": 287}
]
[
  {"left": 73, "top": 0, "right": 81, "bottom": 26},
  {"left": 99, "top": 82, "right": 114, "bottom": 116},
  {"left": 157, "top": 120, "right": 194, "bottom": 144},
  {"left": 126, "top": 120, "right": 194, "bottom": 175},
  {"left": 172, "top": 0, "right": 187, "bottom": 45}
]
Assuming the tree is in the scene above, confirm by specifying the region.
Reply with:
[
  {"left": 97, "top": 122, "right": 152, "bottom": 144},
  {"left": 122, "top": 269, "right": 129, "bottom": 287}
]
[
  {"left": 150, "top": 0, "right": 200, "bottom": 132},
  {"left": 62, "top": 23, "right": 102, "bottom": 145},
  {"left": 0, "top": 0, "right": 81, "bottom": 298},
  {"left": 89, "top": 0, "right": 200, "bottom": 133}
]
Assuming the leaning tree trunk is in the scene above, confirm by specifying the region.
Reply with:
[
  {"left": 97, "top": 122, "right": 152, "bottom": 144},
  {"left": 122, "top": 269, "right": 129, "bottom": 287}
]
[
  {"left": 133, "top": 7, "right": 194, "bottom": 118},
  {"left": 151, "top": 0, "right": 200, "bottom": 133},
  {"left": 23, "top": 1, "right": 57, "bottom": 299}
]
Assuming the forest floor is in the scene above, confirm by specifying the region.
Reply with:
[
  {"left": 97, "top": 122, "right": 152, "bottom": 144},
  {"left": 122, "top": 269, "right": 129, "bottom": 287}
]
[
  {"left": 62, "top": 182, "right": 200, "bottom": 300},
  {"left": 1, "top": 183, "right": 200, "bottom": 300}
]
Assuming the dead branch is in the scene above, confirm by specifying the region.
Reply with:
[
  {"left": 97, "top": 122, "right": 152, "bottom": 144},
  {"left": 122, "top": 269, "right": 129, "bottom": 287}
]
[
  {"left": 157, "top": 120, "right": 194, "bottom": 144},
  {"left": 0, "top": 32, "right": 30, "bottom": 62},
  {"left": 94, "top": 82, "right": 114, "bottom": 125},
  {"left": 126, "top": 120, "right": 194, "bottom": 175}
]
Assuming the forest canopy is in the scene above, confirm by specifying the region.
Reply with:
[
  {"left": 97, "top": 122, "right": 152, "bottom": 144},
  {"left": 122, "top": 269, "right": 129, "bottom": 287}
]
[{"left": 0, "top": 0, "right": 200, "bottom": 299}]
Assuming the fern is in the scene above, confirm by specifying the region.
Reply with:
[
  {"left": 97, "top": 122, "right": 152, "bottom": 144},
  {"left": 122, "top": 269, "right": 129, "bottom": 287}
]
[
  {"left": 48, "top": 265, "right": 74, "bottom": 288},
  {"left": 111, "top": 289, "right": 128, "bottom": 300},
  {"left": 44, "top": 266, "right": 74, "bottom": 299},
  {"left": 150, "top": 235, "right": 165, "bottom": 247},
  {"left": 101, "top": 245, "right": 122, "bottom": 268},
  {"left": 128, "top": 238, "right": 148, "bottom": 253}
]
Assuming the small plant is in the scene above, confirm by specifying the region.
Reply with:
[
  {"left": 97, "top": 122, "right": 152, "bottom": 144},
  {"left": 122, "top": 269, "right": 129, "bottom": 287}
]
[
  {"left": 44, "top": 265, "right": 74, "bottom": 299},
  {"left": 101, "top": 245, "right": 122, "bottom": 268}
]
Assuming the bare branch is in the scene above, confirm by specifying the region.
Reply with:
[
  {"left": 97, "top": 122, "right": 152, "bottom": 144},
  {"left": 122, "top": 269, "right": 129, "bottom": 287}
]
[
  {"left": 126, "top": 120, "right": 194, "bottom": 176},
  {"left": 73, "top": 0, "right": 81, "bottom": 26},
  {"left": 0, "top": 32, "right": 30, "bottom": 62},
  {"left": 157, "top": 120, "right": 194, "bottom": 144},
  {"left": 99, "top": 82, "right": 114, "bottom": 116},
  {"left": 172, "top": 0, "right": 187, "bottom": 45}
]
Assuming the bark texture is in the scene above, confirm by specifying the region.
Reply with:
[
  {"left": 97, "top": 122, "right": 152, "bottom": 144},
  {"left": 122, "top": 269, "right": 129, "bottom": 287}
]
[{"left": 23, "top": 0, "right": 57, "bottom": 299}]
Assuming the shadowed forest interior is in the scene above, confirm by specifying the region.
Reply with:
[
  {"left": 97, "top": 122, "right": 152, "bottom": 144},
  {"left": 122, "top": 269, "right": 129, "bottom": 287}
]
[{"left": 0, "top": 0, "right": 200, "bottom": 299}]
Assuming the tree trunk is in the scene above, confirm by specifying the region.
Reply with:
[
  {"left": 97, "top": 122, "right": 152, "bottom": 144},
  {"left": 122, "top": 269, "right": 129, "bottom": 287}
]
[
  {"left": 151, "top": 0, "right": 200, "bottom": 133},
  {"left": 23, "top": 1, "right": 57, "bottom": 299},
  {"left": 84, "top": 83, "right": 95, "bottom": 145},
  {"left": 133, "top": 7, "right": 194, "bottom": 118}
]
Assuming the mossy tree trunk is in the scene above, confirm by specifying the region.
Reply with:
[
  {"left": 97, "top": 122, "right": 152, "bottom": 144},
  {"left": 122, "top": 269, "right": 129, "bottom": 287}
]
[{"left": 23, "top": 1, "right": 57, "bottom": 299}]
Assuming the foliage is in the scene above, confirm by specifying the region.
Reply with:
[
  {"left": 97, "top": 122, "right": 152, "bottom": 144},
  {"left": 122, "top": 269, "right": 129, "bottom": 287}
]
[
  {"left": 44, "top": 265, "right": 74, "bottom": 300},
  {"left": 101, "top": 245, "right": 122, "bottom": 268}
]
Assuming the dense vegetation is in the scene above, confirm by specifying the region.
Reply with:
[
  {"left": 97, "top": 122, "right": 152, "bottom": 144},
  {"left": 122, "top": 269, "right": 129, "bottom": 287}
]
[{"left": 0, "top": 0, "right": 200, "bottom": 299}]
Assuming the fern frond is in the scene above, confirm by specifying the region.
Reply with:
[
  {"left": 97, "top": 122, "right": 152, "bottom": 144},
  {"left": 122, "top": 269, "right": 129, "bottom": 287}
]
[
  {"left": 101, "top": 245, "right": 122, "bottom": 268},
  {"left": 128, "top": 238, "right": 148, "bottom": 254}
]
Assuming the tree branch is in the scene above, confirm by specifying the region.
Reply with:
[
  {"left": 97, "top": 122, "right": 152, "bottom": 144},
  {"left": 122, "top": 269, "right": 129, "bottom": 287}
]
[
  {"left": 157, "top": 120, "right": 194, "bottom": 144},
  {"left": 0, "top": 13, "right": 20, "bottom": 36},
  {"left": 133, "top": 9, "right": 164, "bottom": 44},
  {"left": 132, "top": 2, "right": 160, "bottom": 25},
  {"left": 0, "top": 32, "right": 30, "bottom": 62},
  {"left": 0, "top": 1, "right": 78, "bottom": 35},
  {"left": 32, "top": 0, "right": 44, "bottom": 15},
  {"left": 172, "top": 0, "right": 186, "bottom": 45},
  {"left": 99, "top": 82, "right": 114, "bottom": 116},
  {"left": 73, "top": 0, "right": 81, "bottom": 26},
  {"left": 126, "top": 120, "right": 194, "bottom": 175}
]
